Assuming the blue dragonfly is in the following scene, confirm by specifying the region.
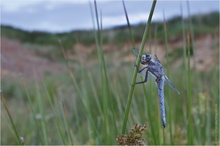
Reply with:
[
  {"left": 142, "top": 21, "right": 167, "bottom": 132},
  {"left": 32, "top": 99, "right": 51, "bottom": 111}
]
[{"left": 132, "top": 48, "right": 180, "bottom": 128}]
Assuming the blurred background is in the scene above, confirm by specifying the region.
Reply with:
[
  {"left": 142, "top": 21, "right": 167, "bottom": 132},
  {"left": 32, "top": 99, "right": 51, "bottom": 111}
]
[{"left": 1, "top": 0, "right": 219, "bottom": 145}]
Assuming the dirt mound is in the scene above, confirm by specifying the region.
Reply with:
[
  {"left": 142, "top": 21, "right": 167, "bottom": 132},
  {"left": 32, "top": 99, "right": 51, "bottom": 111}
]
[{"left": 1, "top": 37, "right": 63, "bottom": 79}]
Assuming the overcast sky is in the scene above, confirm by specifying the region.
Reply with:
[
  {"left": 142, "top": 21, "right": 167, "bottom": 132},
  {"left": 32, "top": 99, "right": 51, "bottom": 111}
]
[{"left": 0, "top": 0, "right": 219, "bottom": 33}]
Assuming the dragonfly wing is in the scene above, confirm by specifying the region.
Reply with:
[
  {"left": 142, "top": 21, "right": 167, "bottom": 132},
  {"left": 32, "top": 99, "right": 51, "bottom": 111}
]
[
  {"left": 148, "top": 71, "right": 157, "bottom": 81},
  {"left": 154, "top": 54, "right": 161, "bottom": 63},
  {"left": 165, "top": 75, "right": 180, "bottom": 94},
  {"left": 156, "top": 77, "right": 166, "bottom": 128},
  {"left": 132, "top": 48, "right": 139, "bottom": 56},
  {"left": 138, "top": 69, "right": 156, "bottom": 82}
]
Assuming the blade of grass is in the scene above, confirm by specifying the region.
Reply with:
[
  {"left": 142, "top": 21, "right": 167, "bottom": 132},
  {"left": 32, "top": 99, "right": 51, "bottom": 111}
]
[
  {"left": 122, "top": 0, "right": 135, "bottom": 48},
  {"left": 58, "top": 39, "right": 85, "bottom": 143},
  {"left": 188, "top": 2, "right": 201, "bottom": 143},
  {"left": 205, "top": 94, "right": 211, "bottom": 144},
  {"left": 213, "top": 33, "right": 219, "bottom": 145},
  {"left": 122, "top": 1, "right": 154, "bottom": 138},
  {"left": 80, "top": 61, "right": 98, "bottom": 141},
  {"left": 146, "top": 36, "right": 158, "bottom": 144},
  {"left": 143, "top": 83, "right": 157, "bottom": 144},
  {"left": 153, "top": 16, "right": 160, "bottom": 145},
  {"left": 87, "top": 71, "right": 103, "bottom": 115},
  {"left": 42, "top": 81, "right": 67, "bottom": 145},
  {"left": 34, "top": 77, "right": 49, "bottom": 145},
  {"left": 121, "top": 0, "right": 157, "bottom": 134},
  {"left": 94, "top": 4, "right": 109, "bottom": 143},
  {"left": 60, "top": 97, "right": 74, "bottom": 145},
  {"left": 163, "top": 10, "right": 172, "bottom": 144},
  {"left": 180, "top": 2, "right": 186, "bottom": 70},
  {"left": 1, "top": 94, "right": 22, "bottom": 145},
  {"left": 93, "top": 0, "right": 113, "bottom": 142},
  {"left": 186, "top": 0, "right": 196, "bottom": 69},
  {"left": 187, "top": 31, "right": 193, "bottom": 144},
  {"left": 21, "top": 80, "right": 43, "bottom": 144},
  {"left": 91, "top": 2, "right": 107, "bottom": 141},
  {"left": 1, "top": 113, "right": 19, "bottom": 143}
]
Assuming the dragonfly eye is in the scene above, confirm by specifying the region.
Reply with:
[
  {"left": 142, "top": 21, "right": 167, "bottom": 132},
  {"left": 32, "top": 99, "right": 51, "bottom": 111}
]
[{"left": 141, "top": 54, "right": 151, "bottom": 64}]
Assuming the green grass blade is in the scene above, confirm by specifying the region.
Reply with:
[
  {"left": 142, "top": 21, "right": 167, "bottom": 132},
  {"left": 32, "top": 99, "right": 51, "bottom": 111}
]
[
  {"left": 213, "top": 34, "right": 219, "bottom": 145},
  {"left": 1, "top": 94, "right": 22, "bottom": 145},
  {"left": 163, "top": 10, "right": 173, "bottom": 144},
  {"left": 21, "top": 80, "right": 43, "bottom": 144},
  {"left": 121, "top": 0, "right": 157, "bottom": 134},
  {"left": 80, "top": 62, "right": 98, "bottom": 141},
  {"left": 122, "top": 0, "right": 135, "bottom": 48},
  {"left": 186, "top": 31, "right": 193, "bottom": 145},
  {"left": 60, "top": 98, "right": 74, "bottom": 145},
  {"left": 87, "top": 71, "right": 103, "bottom": 115},
  {"left": 93, "top": 0, "right": 114, "bottom": 143},
  {"left": 42, "top": 81, "right": 67, "bottom": 145},
  {"left": 34, "top": 80, "right": 49, "bottom": 144},
  {"left": 143, "top": 84, "right": 157, "bottom": 144},
  {"left": 180, "top": 2, "right": 186, "bottom": 70},
  {"left": 93, "top": 2, "right": 108, "bottom": 143},
  {"left": 186, "top": 0, "right": 196, "bottom": 69}
]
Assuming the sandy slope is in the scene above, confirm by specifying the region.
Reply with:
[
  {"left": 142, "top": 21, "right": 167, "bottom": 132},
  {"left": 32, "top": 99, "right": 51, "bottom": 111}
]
[
  {"left": 1, "top": 34, "right": 218, "bottom": 80},
  {"left": 1, "top": 37, "right": 64, "bottom": 79}
]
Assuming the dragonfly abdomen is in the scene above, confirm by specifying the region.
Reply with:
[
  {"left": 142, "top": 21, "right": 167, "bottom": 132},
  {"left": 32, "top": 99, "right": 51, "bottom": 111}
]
[{"left": 156, "top": 77, "right": 166, "bottom": 128}]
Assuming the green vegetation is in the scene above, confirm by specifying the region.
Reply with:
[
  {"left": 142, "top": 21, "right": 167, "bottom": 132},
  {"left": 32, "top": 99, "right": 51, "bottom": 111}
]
[
  {"left": 1, "top": 2, "right": 219, "bottom": 145},
  {"left": 1, "top": 11, "right": 219, "bottom": 48}
]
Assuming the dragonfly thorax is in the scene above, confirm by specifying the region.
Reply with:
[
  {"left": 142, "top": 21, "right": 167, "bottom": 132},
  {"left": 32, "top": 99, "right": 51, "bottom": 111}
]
[{"left": 141, "top": 54, "right": 151, "bottom": 65}]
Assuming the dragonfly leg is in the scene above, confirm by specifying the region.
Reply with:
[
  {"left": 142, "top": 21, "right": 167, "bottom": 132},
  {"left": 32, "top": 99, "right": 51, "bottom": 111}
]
[
  {"left": 134, "top": 65, "right": 148, "bottom": 73},
  {"left": 134, "top": 70, "right": 149, "bottom": 85},
  {"left": 130, "top": 66, "right": 148, "bottom": 86}
]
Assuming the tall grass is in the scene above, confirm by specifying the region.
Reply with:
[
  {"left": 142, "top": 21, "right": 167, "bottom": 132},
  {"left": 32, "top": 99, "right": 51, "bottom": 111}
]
[{"left": 1, "top": 0, "right": 219, "bottom": 145}]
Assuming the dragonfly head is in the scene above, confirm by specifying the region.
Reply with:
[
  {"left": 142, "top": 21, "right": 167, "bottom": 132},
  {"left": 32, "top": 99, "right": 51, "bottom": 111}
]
[{"left": 141, "top": 54, "right": 151, "bottom": 64}]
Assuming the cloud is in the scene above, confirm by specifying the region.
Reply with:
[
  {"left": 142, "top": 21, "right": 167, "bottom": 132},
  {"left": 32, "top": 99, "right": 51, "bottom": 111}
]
[
  {"left": 1, "top": 0, "right": 40, "bottom": 12},
  {"left": 1, "top": 0, "right": 219, "bottom": 32},
  {"left": 0, "top": 0, "right": 90, "bottom": 13}
]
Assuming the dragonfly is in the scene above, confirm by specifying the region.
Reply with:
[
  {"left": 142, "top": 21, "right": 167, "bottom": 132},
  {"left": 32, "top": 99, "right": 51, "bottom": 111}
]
[{"left": 132, "top": 48, "right": 180, "bottom": 128}]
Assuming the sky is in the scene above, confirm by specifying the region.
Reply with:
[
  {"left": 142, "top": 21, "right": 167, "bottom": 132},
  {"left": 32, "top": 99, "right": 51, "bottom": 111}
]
[{"left": 0, "top": 0, "right": 219, "bottom": 33}]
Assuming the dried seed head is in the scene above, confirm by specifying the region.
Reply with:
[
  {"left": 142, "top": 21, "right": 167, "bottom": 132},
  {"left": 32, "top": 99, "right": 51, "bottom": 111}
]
[{"left": 116, "top": 123, "right": 147, "bottom": 145}]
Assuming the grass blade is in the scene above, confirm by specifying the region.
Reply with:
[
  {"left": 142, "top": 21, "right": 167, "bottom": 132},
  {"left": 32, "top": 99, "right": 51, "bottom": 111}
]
[
  {"left": 163, "top": 10, "right": 172, "bottom": 144},
  {"left": 186, "top": 0, "right": 196, "bottom": 69},
  {"left": 34, "top": 79, "right": 49, "bottom": 144},
  {"left": 180, "top": 2, "right": 186, "bottom": 70},
  {"left": 187, "top": 31, "right": 193, "bottom": 144},
  {"left": 42, "top": 81, "right": 67, "bottom": 144},
  {"left": 21, "top": 80, "right": 43, "bottom": 144},
  {"left": 121, "top": 0, "right": 157, "bottom": 134},
  {"left": 1, "top": 94, "right": 22, "bottom": 145},
  {"left": 122, "top": 0, "right": 135, "bottom": 48}
]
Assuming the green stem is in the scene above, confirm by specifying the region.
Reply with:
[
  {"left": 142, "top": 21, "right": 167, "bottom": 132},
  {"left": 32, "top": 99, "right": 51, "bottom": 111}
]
[
  {"left": 186, "top": 1, "right": 196, "bottom": 69},
  {"left": 122, "top": 0, "right": 135, "bottom": 48},
  {"left": 1, "top": 94, "right": 22, "bottom": 145},
  {"left": 22, "top": 80, "right": 43, "bottom": 144},
  {"left": 121, "top": 0, "right": 157, "bottom": 134},
  {"left": 163, "top": 10, "right": 172, "bottom": 145},
  {"left": 180, "top": 2, "right": 186, "bottom": 70},
  {"left": 187, "top": 31, "right": 193, "bottom": 144}
]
